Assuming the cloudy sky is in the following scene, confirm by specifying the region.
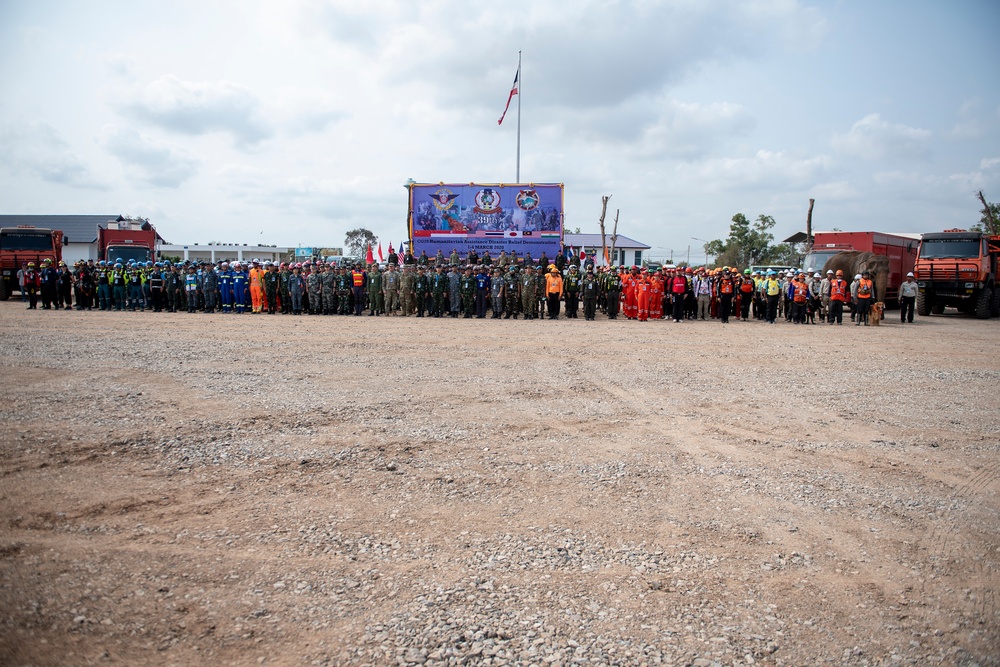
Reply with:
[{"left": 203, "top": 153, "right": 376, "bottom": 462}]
[{"left": 2, "top": 0, "right": 998, "bottom": 262}]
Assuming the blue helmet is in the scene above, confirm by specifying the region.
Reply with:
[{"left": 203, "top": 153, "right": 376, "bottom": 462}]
[
  {"left": 115, "top": 258, "right": 123, "bottom": 264},
  {"left": 146, "top": 261, "right": 153, "bottom": 268},
  {"left": 114, "top": 262, "right": 123, "bottom": 269}
]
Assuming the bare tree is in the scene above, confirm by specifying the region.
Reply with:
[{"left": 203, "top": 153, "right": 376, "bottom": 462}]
[
  {"left": 598, "top": 195, "right": 611, "bottom": 265},
  {"left": 609, "top": 209, "right": 620, "bottom": 266}
]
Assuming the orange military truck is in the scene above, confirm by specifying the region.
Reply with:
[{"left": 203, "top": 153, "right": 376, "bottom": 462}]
[
  {"left": 0, "top": 226, "right": 64, "bottom": 300},
  {"left": 915, "top": 229, "right": 1000, "bottom": 319}
]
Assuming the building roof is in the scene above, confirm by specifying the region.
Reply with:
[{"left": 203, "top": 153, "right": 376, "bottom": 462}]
[
  {"left": 0, "top": 215, "right": 165, "bottom": 243},
  {"left": 563, "top": 233, "right": 650, "bottom": 250}
]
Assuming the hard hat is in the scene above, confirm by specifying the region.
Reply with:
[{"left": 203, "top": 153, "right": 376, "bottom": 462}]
[
  {"left": 854, "top": 274, "right": 862, "bottom": 280},
  {"left": 814, "top": 272, "right": 821, "bottom": 278}
]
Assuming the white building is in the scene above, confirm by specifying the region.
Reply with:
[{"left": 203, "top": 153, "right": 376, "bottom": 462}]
[
  {"left": 158, "top": 243, "right": 289, "bottom": 264},
  {"left": 562, "top": 233, "right": 651, "bottom": 267}
]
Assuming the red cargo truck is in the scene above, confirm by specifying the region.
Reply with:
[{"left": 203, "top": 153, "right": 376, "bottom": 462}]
[
  {"left": 99, "top": 220, "right": 158, "bottom": 264},
  {"left": 0, "top": 226, "right": 64, "bottom": 299},
  {"left": 801, "top": 231, "right": 919, "bottom": 301}
]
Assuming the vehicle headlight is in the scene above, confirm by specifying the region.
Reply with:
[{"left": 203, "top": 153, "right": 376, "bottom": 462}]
[{"left": 965, "top": 283, "right": 975, "bottom": 288}]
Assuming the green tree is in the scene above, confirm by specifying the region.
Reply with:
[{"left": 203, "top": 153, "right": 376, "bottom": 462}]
[
  {"left": 344, "top": 228, "right": 378, "bottom": 257},
  {"left": 703, "top": 213, "right": 778, "bottom": 267},
  {"left": 971, "top": 191, "right": 999, "bottom": 235}
]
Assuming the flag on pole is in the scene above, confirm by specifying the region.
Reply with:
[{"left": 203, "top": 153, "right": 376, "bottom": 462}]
[
  {"left": 377, "top": 242, "right": 384, "bottom": 262},
  {"left": 398, "top": 241, "right": 406, "bottom": 264},
  {"left": 365, "top": 244, "right": 374, "bottom": 265},
  {"left": 580, "top": 247, "right": 587, "bottom": 261},
  {"left": 388, "top": 242, "right": 394, "bottom": 256},
  {"left": 497, "top": 66, "right": 519, "bottom": 125}
]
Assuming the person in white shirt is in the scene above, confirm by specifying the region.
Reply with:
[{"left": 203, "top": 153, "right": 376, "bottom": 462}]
[{"left": 898, "top": 272, "right": 918, "bottom": 323}]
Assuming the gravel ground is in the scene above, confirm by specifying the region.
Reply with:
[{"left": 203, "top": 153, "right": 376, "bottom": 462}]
[{"left": 0, "top": 302, "right": 998, "bottom": 666}]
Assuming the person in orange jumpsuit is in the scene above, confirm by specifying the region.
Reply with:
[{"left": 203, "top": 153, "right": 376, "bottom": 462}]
[
  {"left": 622, "top": 266, "right": 640, "bottom": 319},
  {"left": 648, "top": 269, "right": 664, "bottom": 319},
  {"left": 636, "top": 269, "right": 651, "bottom": 321},
  {"left": 248, "top": 259, "right": 266, "bottom": 313}
]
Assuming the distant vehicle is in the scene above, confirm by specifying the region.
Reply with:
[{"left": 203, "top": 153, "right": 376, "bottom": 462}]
[
  {"left": 800, "top": 231, "right": 918, "bottom": 301},
  {"left": 0, "top": 226, "right": 64, "bottom": 299},
  {"left": 99, "top": 220, "right": 158, "bottom": 264},
  {"left": 915, "top": 229, "right": 1000, "bottom": 319},
  {"left": 749, "top": 265, "right": 795, "bottom": 275}
]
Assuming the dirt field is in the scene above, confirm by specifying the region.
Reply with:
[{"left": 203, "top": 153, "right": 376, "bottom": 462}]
[{"left": 1, "top": 302, "right": 997, "bottom": 666}]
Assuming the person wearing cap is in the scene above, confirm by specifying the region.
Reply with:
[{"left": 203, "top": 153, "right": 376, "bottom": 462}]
[
  {"left": 622, "top": 266, "right": 639, "bottom": 320},
  {"left": 217, "top": 262, "right": 233, "bottom": 313},
  {"left": 262, "top": 262, "right": 279, "bottom": 314},
  {"left": 458, "top": 265, "right": 475, "bottom": 318},
  {"left": 604, "top": 266, "right": 622, "bottom": 319},
  {"left": 488, "top": 267, "right": 504, "bottom": 318},
  {"left": 399, "top": 264, "right": 415, "bottom": 316},
  {"left": 503, "top": 265, "right": 520, "bottom": 319},
  {"left": 807, "top": 272, "right": 823, "bottom": 324},
  {"left": 580, "top": 266, "right": 600, "bottom": 320},
  {"left": 762, "top": 270, "right": 781, "bottom": 324},
  {"left": 288, "top": 263, "right": 305, "bottom": 314},
  {"left": 470, "top": 264, "right": 488, "bottom": 318},
  {"left": 381, "top": 263, "right": 399, "bottom": 316},
  {"left": 519, "top": 265, "right": 537, "bottom": 320},
  {"left": 542, "top": 265, "right": 562, "bottom": 319},
  {"left": 248, "top": 260, "right": 265, "bottom": 314},
  {"left": 819, "top": 270, "right": 833, "bottom": 322},
  {"left": 789, "top": 272, "right": 809, "bottom": 324},
  {"left": 716, "top": 269, "right": 736, "bottom": 324},
  {"left": 202, "top": 262, "right": 218, "bottom": 313},
  {"left": 563, "top": 265, "right": 582, "bottom": 318},
  {"left": 899, "top": 272, "right": 918, "bottom": 323},
  {"left": 412, "top": 265, "right": 428, "bottom": 317}
]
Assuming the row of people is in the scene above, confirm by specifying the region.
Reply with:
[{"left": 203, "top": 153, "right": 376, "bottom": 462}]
[{"left": 14, "top": 258, "right": 886, "bottom": 325}]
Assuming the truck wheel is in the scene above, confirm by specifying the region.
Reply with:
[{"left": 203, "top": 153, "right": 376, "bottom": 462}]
[
  {"left": 975, "top": 287, "right": 992, "bottom": 319},
  {"left": 0, "top": 277, "right": 9, "bottom": 301},
  {"left": 916, "top": 293, "right": 930, "bottom": 316},
  {"left": 931, "top": 302, "right": 945, "bottom": 315},
  {"left": 991, "top": 287, "right": 1000, "bottom": 318}
]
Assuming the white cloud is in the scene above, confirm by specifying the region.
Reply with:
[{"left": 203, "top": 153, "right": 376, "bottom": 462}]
[
  {"left": 0, "top": 121, "right": 107, "bottom": 189},
  {"left": 682, "top": 149, "right": 832, "bottom": 192},
  {"left": 633, "top": 99, "right": 755, "bottom": 160},
  {"left": 100, "top": 125, "right": 199, "bottom": 187},
  {"left": 981, "top": 157, "right": 1000, "bottom": 170},
  {"left": 832, "top": 113, "right": 931, "bottom": 161},
  {"left": 104, "top": 53, "right": 138, "bottom": 80},
  {"left": 124, "top": 75, "right": 272, "bottom": 146}
]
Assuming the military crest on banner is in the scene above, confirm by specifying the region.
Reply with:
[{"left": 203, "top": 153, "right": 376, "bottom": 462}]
[
  {"left": 431, "top": 188, "right": 459, "bottom": 211},
  {"left": 473, "top": 188, "right": 502, "bottom": 215},
  {"left": 515, "top": 189, "right": 539, "bottom": 211}
]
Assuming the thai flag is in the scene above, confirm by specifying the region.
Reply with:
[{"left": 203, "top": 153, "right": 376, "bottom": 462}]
[
  {"left": 484, "top": 232, "right": 505, "bottom": 237},
  {"left": 498, "top": 66, "right": 519, "bottom": 126}
]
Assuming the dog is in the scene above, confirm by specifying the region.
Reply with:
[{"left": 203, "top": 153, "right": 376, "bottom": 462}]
[{"left": 870, "top": 301, "right": 884, "bottom": 326}]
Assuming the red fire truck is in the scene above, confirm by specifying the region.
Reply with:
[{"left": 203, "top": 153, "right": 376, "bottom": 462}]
[{"left": 0, "top": 226, "right": 64, "bottom": 299}]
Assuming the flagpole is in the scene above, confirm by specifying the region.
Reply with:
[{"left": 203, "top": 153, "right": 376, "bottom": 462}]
[{"left": 516, "top": 50, "right": 521, "bottom": 184}]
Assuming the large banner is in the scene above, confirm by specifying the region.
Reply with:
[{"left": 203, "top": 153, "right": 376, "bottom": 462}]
[{"left": 409, "top": 183, "right": 563, "bottom": 259}]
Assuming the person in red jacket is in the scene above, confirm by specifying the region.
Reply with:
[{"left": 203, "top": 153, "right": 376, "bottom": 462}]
[
  {"left": 622, "top": 266, "right": 640, "bottom": 320},
  {"left": 648, "top": 270, "right": 664, "bottom": 319},
  {"left": 828, "top": 269, "right": 849, "bottom": 325},
  {"left": 670, "top": 269, "right": 688, "bottom": 322}
]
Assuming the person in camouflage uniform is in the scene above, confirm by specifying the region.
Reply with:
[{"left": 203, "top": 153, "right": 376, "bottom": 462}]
[
  {"left": 203, "top": 263, "right": 219, "bottom": 312},
  {"left": 322, "top": 262, "right": 338, "bottom": 315},
  {"left": 382, "top": 263, "right": 400, "bottom": 315},
  {"left": 460, "top": 266, "right": 476, "bottom": 318},
  {"left": 535, "top": 266, "right": 547, "bottom": 319},
  {"left": 367, "top": 264, "right": 383, "bottom": 315},
  {"left": 307, "top": 265, "right": 323, "bottom": 314},
  {"left": 431, "top": 265, "right": 448, "bottom": 317},
  {"left": 504, "top": 266, "right": 520, "bottom": 318},
  {"left": 520, "top": 265, "right": 537, "bottom": 320},
  {"left": 278, "top": 263, "right": 290, "bottom": 314},
  {"left": 490, "top": 267, "right": 504, "bottom": 318},
  {"left": 399, "top": 265, "right": 416, "bottom": 316},
  {"left": 337, "top": 266, "right": 352, "bottom": 314},
  {"left": 447, "top": 265, "right": 461, "bottom": 317}
]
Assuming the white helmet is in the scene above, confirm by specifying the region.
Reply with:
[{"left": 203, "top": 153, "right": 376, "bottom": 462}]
[
  {"left": 813, "top": 272, "right": 821, "bottom": 278},
  {"left": 854, "top": 274, "right": 862, "bottom": 280}
]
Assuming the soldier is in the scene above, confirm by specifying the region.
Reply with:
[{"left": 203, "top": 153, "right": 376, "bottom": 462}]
[
  {"left": 605, "top": 266, "right": 622, "bottom": 320},
  {"left": 367, "top": 264, "right": 384, "bottom": 315},
  {"left": 259, "top": 262, "right": 274, "bottom": 313},
  {"left": 278, "top": 262, "right": 291, "bottom": 314},
  {"left": 581, "top": 267, "right": 600, "bottom": 320},
  {"left": 413, "top": 266, "right": 429, "bottom": 317},
  {"left": 447, "top": 264, "right": 461, "bottom": 317},
  {"left": 288, "top": 264, "right": 305, "bottom": 314},
  {"left": 481, "top": 249, "right": 492, "bottom": 267},
  {"left": 489, "top": 267, "right": 504, "bottom": 318},
  {"left": 203, "top": 263, "right": 218, "bottom": 313},
  {"left": 417, "top": 250, "right": 429, "bottom": 267},
  {"left": 460, "top": 266, "right": 476, "bottom": 318},
  {"left": 322, "top": 262, "right": 338, "bottom": 315},
  {"left": 307, "top": 263, "right": 322, "bottom": 315},
  {"left": 563, "top": 265, "right": 581, "bottom": 318},
  {"left": 382, "top": 263, "right": 400, "bottom": 315},
  {"left": 497, "top": 250, "right": 510, "bottom": 269},
  {"left": 535, "top": 265, "right": 547, "bottom": 319},
  {"left": 337, "top": 266, "right": 352, "bottom": 314},
  {"left": 520, "top": 265, "right": 537, "bottom": 320},
  {"left": 431, "top": 265, "right": 449, "bottom": 317},
  {"left": 449, "top": 248, "right": 461, "bottom": 266},
  {"left": 504, "top": 266, "right": 520, "bottom": 318},
  {"left": 399, "top": 265, "right": 416, "bottom": 316}
]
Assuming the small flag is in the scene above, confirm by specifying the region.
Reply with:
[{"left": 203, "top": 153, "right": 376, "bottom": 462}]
[
  {"left": 398, "top": 241, "right": 406, "bottom": 263},
  {"left": 365, "top": 244, "right": 374, "bottom": 265},
  {"left": 580, "top": 247, "right": 587, "bottom": 260},
  {"left": 507, "top": 231, "right": 522, "bottom": 237},
  {"left": 388, "top": 242, "right": 395, "bottom": 257},
  {"left": 377, "top": 242, "right": 384, "bottom": 262},
  {"left": 498, "top": 66, "right": 519, "bottom": 125},
  {"left": 484, "top": 231, "right": 505, "bottom": 237}
]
